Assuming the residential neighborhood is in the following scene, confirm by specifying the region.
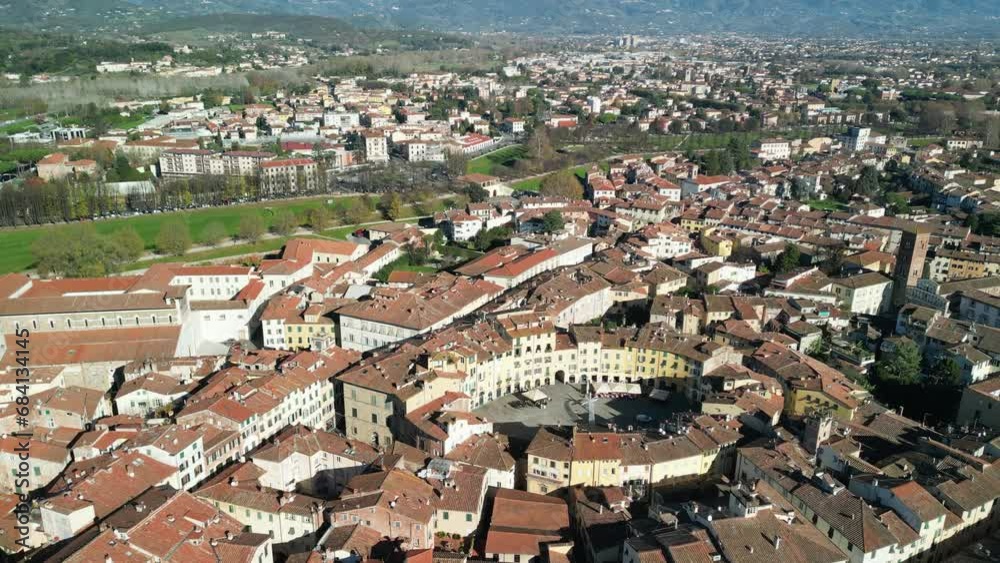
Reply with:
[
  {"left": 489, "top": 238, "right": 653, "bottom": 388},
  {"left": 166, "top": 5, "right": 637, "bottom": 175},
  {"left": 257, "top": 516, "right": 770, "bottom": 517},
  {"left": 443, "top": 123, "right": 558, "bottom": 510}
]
[{"left": 0, "top": 11, "right": 999, "bottom": 563}]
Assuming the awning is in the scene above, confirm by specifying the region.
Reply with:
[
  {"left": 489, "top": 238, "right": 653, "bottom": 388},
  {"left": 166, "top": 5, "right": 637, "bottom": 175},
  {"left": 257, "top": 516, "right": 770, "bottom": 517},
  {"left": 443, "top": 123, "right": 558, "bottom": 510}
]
[
  {"left": 524, "top": 388, "right": 548, "bottom": 403},
  {"left": 594, "top": 383, "right": 640, "bottom": 395},
  {"left": 649, "top": 389, "right": 670, "bottom": 401}
]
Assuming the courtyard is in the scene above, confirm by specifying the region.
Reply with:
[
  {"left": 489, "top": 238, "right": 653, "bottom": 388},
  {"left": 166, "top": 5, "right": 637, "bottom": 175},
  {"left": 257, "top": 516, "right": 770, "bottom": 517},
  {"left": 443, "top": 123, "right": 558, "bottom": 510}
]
[{"left": 472, "top": 383, "right": 690, "bottom": 442}]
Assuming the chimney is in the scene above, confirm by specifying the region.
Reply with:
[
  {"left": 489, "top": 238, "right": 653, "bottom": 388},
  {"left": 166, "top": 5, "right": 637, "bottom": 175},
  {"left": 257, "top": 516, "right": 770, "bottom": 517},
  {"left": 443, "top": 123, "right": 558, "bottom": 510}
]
[
  {"left": 774, "top": 536, "right": 782, "bottom": 550},
  {"left": 225, "top": 530, "right": 234, "bottom": 541}
]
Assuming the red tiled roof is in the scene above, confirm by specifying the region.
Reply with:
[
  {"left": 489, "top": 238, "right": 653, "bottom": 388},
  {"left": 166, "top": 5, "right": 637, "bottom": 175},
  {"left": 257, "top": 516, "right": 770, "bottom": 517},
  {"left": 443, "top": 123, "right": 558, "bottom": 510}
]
[{"left": 1, "top": 327, "right": 180, "bottom": 367}]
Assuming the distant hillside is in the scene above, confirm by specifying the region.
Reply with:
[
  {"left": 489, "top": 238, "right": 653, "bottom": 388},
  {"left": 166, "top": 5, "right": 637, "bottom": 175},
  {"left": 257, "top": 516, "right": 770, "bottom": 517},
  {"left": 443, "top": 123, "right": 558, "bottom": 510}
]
[
  {"left": 140, "top": 14, "right": 470, "bottom": 50},
  {"left": 6, "top": 0, "right": 999, "bottom": 36}
]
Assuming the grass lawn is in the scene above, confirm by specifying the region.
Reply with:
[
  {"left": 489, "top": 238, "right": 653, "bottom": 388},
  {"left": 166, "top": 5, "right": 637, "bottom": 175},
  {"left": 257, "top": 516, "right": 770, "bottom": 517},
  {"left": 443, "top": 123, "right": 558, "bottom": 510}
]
[
  {"left": 0, "top": 120, "right": 39, "bottom": 135},
  {"left": 324, "top": 225, "right": 361, "bottom": 240},
  {"left": 375, "top": 255, "right": 440, "bottom": 281},
  {"left": 0, "top": 194, "right": 449, "bottom": 274},
  {"left": 59, "top": 109, "right": 154, "bottom": 131},
  {"left": 0, "top": 109, "right": 27, "bottom": 121},
  {"left": 128, "top": 237, "right": 295, "bottom": 270},
  {"left": 466, "top": 144, "right": 527, "bottom": 175},
  {"left": 441, "top": 244, "right": 483, "bottom": 261},
  {"left": 806, "top": 199, "right": 848, "bottom": 212},
  {"left": 909, "top": 137, "right": 943, "bottom": 148},
  {"left": 512, "top": 176, "right": 542, "bottom": 192}
]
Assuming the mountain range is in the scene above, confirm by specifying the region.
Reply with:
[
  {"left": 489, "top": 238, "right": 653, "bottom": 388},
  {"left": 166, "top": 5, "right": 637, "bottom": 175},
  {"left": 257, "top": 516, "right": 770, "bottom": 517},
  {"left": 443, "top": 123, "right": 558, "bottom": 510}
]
[{"left": 6, "top": 0, "right": 1000, "bottom": 36}]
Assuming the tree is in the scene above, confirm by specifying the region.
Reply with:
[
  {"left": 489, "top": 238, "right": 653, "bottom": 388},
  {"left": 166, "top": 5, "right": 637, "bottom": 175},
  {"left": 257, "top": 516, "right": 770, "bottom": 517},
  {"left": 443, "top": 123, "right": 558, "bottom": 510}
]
[
  {"left": 542, "top": 210, "right": 565, "bottom": 234},
  {"left": 306, "top": 207, "right": 331, "bottom": 231},
  {"left": 379, "top": 193, "right": 403, "bottom": 221},
  {"left": 774, "top": 244, "right": 801, "bottom": 273},
  {"left": 540, "top": 170, "right": 583, "bottom": 199},
  {"left": 473, "top": 226, "right": 511, "bottom": 251},
  {"left": 855, "top": 165, "right": 881, "bottom": 197},
  {"left": 446, "top": 152, "right": 469, "bottom": 177},
  {"left": 464, "top": 184, "right": 490, "bottom": 203},
  {"left": 239, "top": 214, "right": 266, "bottom": 242},
  {"left": 819, "top": 247, "right": 846, "bottom": 276},
  {"left": 874, "top": 341, "right": 922, "bottom": 386},
  {"left": 967, "top": 212, "right": 1000, "bottom": 237},
  {"left": 342, "top": 199, "right": 370, "bottom": 225},
  {"left": 928, "top": 356, "right": 963, "bottom": 387},
  {"left": 110, "top": 227, "right": 145, "bottom": 263},
  {"left": 884, "top": 192, "right": 911, "bottom": 215},
  {"left": 918, "top": 103, "right": 956, "bottom": 135},
  {"left": 406, "top": 243, "right": 431, "bottom": 266},
  {"left": 271, "top": 210, "right": 298, "bottom": 236},
  {"left": 33, "top": 225, "right": 139, "bottom": 278},
  {"left": 702, "top": 151, "right": 722, "bottom": 175},
  {"left": 718, "top": 150, "right": 735, "bottom": 175},
  {"left": 201, "top": 90, "right": 224, "bottom": 108},
  {"left": 200, "top": 221, "right": 228, "bottom": 246},
  {"left": 156, "top": 220, "right": 192, "bottom": 256},
  {"left": 525, "top": 127, "right": 556, "bottom": 168}
]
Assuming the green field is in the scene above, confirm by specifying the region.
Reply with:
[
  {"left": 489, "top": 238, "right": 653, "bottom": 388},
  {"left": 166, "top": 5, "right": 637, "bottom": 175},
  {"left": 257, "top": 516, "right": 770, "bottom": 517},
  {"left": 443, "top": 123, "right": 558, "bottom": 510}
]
[
  {"left": 0, "top": 119, "right": 39, "bottom": 135},
  {"left": 511, "top": 176, "right": 542, "bottom": 192},
  {"left": 466, "top": 144, "right": 527, "bottom": 176},
  {"left": 0, "top": 194, "right": 450, "bottom": 274},
  {"left": 511, "top": 164, "right": 591, "bottom": 194},
  {"left": 128, "top": 236, "right": 301, "bottom": 271},
  {"left": 374, "top": 254, "right": 440, "bottom": 282},
  {"left": 440, "top": 244, "right": 484, "bottom": 261},
  {"left": 59, "top": 110, "right": 154, "bottom": 131},
  {"left": 806, "top": 199, "right": 849, "bottom": 212},
  {"left": 324, "top": 225, "right": 361, "bottom": 240}
]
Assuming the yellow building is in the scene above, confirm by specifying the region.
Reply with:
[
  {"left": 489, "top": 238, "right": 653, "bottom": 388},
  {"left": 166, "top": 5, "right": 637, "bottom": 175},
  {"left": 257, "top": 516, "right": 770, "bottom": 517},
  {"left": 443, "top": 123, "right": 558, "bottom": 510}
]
[
  {"left": 525, "top": 427, "right": 572, "bottom": 494},
  {"left": 524, "top": 420, "right": 740, "bottom": 496},
  {"left": 283, "top": 319, "right": 335, "bottom": 349},
  {"left": 700, "top": 228, "right": 734, "bottom": 258},
  {"left": 570, "top": 431, "right": 625, "bottom": 487},
  {"left": 681, "top": 215, "right": 706, "bottom": 233},
  {"left": 752, "top": 341, "right": 869, "bottom": 421}
]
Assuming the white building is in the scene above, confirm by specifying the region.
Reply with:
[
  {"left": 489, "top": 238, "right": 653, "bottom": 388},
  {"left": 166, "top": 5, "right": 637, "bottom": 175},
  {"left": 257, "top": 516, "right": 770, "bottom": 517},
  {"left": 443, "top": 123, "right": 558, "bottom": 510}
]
[
  {"left": 129, "top": 426, "right": 206, "bottom": 491},
  {"left": 756, "top": 138, "right": 791, "bottom": 161},
  {"left": 363, "top": 132, "right": 389, "bottom": 163},
  {"left": 830, "top": 272, "right": 893, "bottom": 316}
]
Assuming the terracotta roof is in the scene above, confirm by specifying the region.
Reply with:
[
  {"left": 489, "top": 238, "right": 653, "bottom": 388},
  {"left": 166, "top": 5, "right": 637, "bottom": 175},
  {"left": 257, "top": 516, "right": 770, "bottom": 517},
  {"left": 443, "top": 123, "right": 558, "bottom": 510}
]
[
  {"left": 251, "top": 425, "right": 379, "bottom": 465},
  {"left": 445, "top": 433, "right": 515, "bottom": 472},
  {"left": 1, "top": 327, "right": 180, "bottom": 367},
  {"left": 42, "top": 451, "right": 176, "bottom": 522},
  {"left": 484, "top": 489, "right": 570, "bottom": 556},
  {"left": 66, "top": 491, "right": 267, "bottom": 563}
]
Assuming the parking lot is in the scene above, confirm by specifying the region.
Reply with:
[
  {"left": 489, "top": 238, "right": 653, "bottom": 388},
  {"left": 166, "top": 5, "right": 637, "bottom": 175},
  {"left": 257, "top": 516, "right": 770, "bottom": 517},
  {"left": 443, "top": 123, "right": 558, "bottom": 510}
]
[{"left": 472, "top": 383, "right": 689, "bottom": 442}]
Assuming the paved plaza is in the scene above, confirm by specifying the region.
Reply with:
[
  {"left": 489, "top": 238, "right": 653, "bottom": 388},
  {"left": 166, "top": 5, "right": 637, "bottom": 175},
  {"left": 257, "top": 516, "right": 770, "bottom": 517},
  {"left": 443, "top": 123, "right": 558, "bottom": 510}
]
[{"left": 472, "top": 383, "right": 688, "bottom": 442}]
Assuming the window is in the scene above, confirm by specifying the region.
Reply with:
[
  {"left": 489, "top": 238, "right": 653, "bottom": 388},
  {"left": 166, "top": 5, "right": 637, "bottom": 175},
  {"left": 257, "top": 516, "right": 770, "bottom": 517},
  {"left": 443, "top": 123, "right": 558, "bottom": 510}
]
[
  {"left": 465, "top": 513, "right": 473, "bottom": 522},
  {"left": 443, "top": 512, "right": 449, "bottom": 520}
]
